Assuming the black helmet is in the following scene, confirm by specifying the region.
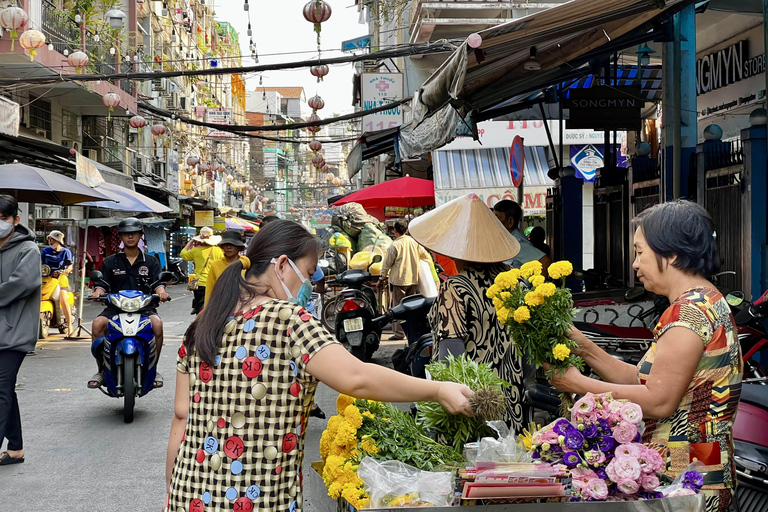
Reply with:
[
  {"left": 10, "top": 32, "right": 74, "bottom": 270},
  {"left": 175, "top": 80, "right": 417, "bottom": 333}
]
[{"left": 117, "top": 217, "right": 144, "bottom": 233}]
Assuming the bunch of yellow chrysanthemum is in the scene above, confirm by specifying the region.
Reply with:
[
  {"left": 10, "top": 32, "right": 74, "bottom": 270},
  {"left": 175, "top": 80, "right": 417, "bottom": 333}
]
[{"left": 486, "top": 260, "right": 583, "bottom": 383}]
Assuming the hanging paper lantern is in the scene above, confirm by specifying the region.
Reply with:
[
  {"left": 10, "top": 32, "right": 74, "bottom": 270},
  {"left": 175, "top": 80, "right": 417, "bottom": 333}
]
[
  {"left": 19, "top": 29, "right": 45, "bottom": 62},
  {"left": 67, "top": 50, "right": 89, "bottom": 73},
  {"left": 102, "top": 91, "right": 121, "bottom": 120},
  {"left": 199, "top": 161, "right": 210, "bottom": 172},
  {"left": 310, "top": 64, "right": 329, "bottom": 83},
  {"left": 151, "top": 123, "right": 167, "bottom": 136},
  {"left": 0, "top": 6, "right": 28, "bottom": 51},
  {"left": 321, "top": 163, "right": 330, "bottom": 172},
  {"left": 308, "top": 94, "right": 325, "bottom": 112},
  {"left": 303, "top": 0, "right": 332, "bottom": 46},
  {"left": 186, "top": 155, "right": 200, "bottom": 167},
  {"left": 307, "top": 113, "right": 322, "bottom": 134},
  {"left": 312, "top": 154, "right": 325, "bottom": 166},
  {"left": 129, "top": 115, "right": 147, "bottom": 133},
  {"left": 308, "top": 140, "right": 322, "bottom": 152},
  {"left": 225, "top": 174, "right": 234, "bottom": 183}
]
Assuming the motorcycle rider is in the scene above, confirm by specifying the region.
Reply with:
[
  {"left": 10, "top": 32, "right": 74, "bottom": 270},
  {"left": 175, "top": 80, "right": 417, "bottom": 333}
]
[
  {"left": 40, "top": 230, "right": 74, "bottom": 336},
  {"left": 88, "top": 218, "right": 170, "bottom": 389}
]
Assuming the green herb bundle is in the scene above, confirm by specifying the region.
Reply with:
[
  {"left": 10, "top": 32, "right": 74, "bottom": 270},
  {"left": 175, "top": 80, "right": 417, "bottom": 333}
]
[{"left": 417, "top": 355, "right": 509, "bottom": 451}]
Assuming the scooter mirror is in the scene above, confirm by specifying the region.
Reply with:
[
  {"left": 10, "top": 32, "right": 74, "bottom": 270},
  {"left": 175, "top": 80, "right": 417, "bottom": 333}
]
[
  {"left": 726, "top": 292, "right": 744, "bottom": 307},
  {"left": 90, "top": 270, "right": 104, "bottom": 281},
  {"left": 158, "top": 271, "right": 174, "bottom": 283},
  {"left": 371, "top": 255, "right": 383, "bottom": 264}
]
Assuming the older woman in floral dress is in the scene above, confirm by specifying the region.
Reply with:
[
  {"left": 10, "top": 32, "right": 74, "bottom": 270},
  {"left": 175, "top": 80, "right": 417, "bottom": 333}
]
[{"left": 549, "top": 200, "right": 743, "bottom": 512}]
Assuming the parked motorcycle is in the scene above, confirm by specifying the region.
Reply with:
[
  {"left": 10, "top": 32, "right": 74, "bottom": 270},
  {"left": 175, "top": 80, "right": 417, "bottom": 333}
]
[
  {"left": 40, "top": 264, "right": 76, "bottom": 338},
  {"left": 332, "top": 258, "right": 382, "bottom": 361},
  {"left": 168, "top": 257, "right": 188, "bottom": 285},
  {"left": 374, "top": 294, "right": 436, "bottom": 378},
  {"left": 88, "top": 270, "right": 173, "bottom": 423}
]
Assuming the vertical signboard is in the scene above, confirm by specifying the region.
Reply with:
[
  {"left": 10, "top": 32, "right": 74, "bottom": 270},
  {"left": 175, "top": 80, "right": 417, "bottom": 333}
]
[
  {"left": 361, "top": 73, "right": 403, "bottom": 132},
  {"left": 206, "top": 108, "right": 234, "bottom": 138}
]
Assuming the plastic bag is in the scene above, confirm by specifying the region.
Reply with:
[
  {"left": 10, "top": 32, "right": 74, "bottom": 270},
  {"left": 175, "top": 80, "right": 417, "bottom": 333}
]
[
  {"left": 329, "top": 232, "right": 353, "bottom": 249},
  {"left": 657, "top": 461, "right": 706, "bottom": 497},
  {"left": 356, "top": 456, "right": 454, "bottom": 508},
  {"left": 358, "top": 223, "right": 392, "bottom": 253},
  {"left": 476, "top": 421, "right": 531, "bottom": 463}
]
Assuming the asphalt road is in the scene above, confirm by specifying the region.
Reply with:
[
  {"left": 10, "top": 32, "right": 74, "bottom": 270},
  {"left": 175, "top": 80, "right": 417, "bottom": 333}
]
[{"left": 0, "top": 283, "right": 401, "bottom": 512}]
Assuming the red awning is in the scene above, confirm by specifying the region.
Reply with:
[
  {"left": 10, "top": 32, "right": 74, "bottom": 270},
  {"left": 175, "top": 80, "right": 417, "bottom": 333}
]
[{"left": 333, "top": 177, "right": 435, "bottom": 209}]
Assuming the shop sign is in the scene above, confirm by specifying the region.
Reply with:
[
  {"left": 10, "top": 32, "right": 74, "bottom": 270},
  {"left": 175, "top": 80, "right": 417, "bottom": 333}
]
[
  {"left": 206, "top": 108, "right": 234, "bottom": 138},
  {"left": 565, "top": 87, "right": 642, "bottom": 130},
  {"left": 194, "top": 210, "right": 214, "bottom": 227},
  {"left": 696, "top": 40, "right": 766, "bottom": 96},
  {"left": 570, "top": 145, "right": 603, "bottom": 182},
  {"left": 361, "top": 73, "right": 403, "bottom": 132},
  {"left": 435, "top": 186, "right": 548, "bottom": 216}
]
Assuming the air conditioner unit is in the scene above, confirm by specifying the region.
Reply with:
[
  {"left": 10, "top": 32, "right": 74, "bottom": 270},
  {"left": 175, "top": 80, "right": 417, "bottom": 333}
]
[
  {"left": 164, "top": 93, "right": 180, "bottom": 110},
  {"left": 163, "top": 79, "right": 174, "bottom": 97},
  {"left": 34, "top": 127, "right": 47, "bottom": 137},
  {"left": 151, "top": 77, "right": 164, "bottom": 91}
]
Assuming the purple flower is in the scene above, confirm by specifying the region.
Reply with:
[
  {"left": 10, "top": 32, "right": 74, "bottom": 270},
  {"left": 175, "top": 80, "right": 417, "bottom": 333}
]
[
  {"left": 583, "top": 422, "right": 600, "bottom": 439},
  {"left": 682, "top": 471, "right": 704, "bottom": 492},
  {"left": 531, "top": 451, "right": 541, "bottom": 459},
  {"left": 597, "top": 435, "right": 615, "bottom": 452},
  {"left": 564, "top": 429, "right": 585, "bottom": 450},
  {"left": 553, "top": 419, "right": 573, "bottom": 436},
  {"left": 594, "top": 467, "right": 608, "bottom": 480},
  {"left": 550, "top": 443, "right": 563, "bottom": 453},
  {"left": 564, "top": 451, "right": 582, "bottom": 467},
  {"left": 597, "top": 419, "right": 611, "bottom": 433},
  {"left": 634, "top": 432, "right": 642, "bottom": 443}
]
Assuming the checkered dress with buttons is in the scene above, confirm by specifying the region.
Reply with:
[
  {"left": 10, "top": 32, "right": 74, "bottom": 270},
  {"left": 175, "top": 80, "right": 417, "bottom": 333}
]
[{"left": 170, "top": 300, "right": 338, "bottom": 512}]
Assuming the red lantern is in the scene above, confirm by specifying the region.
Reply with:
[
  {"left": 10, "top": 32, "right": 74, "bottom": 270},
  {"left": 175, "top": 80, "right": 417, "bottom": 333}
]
[
  {"left": 312, "top": 154, "right": 325, "bottom": 166},
  {"left": 129, "top": 115, "right": 147, "bottom": 131},
  {"left": 151, "top": 123, "right": 167, "bottom": 136},
  {"left": 321, "top": 163, "right": 330, "bottom": 172},
  {"left": 19, "top": 29, "right": 45, "bottom": 62},
  {"left": 302, "top": 0, "right": 332, "bottom": 46},
  {"left": 0, "top": 6, "right": 28, "bottom": 51},
  {"left": 310, "top": 64, "right": 329, "bottom": 83},
  {"left": 307, "top": 113, "right": 321, "bottom": 134},
  {"left": 186, "top": 155, "right": 200, "bottom": 167},
  {"left": 308, "top": 94, "right": 325, "bottom": 112},
  {"left": 67, "top": 50, "right": 89, "bottom": 74},
  {"left": 308, "top": 140, "right": 322, "bottom": 152},
  {"left": 199, "top": 161, "right": 210, "bottom": 172},
  {"left": 102, "top": 91, "right": 121, "bottom": 120}
]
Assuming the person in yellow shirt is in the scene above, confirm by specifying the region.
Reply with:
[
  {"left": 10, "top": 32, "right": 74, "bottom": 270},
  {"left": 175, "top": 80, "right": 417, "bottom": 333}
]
[
  {"left": 181, "top": 226, "right": 223, "bottom": 315},
  {"left": 204, "top": 230, "right": 249, "bottom": 307}
]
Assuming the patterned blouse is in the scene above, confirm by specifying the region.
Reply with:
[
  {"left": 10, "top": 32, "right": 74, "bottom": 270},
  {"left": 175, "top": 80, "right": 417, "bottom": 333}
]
[
  {"left": 170, "top": 300, "right": 338, "bottom": 512},
  {"left": 638, "top": 287, "right": 743, "bottom": 512},
  {"left": 427, "top": 264, "right": 525, "bottom": 432}
]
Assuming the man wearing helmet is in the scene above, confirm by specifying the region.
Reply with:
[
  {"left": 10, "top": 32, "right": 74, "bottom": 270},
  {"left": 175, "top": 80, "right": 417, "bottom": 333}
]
[{"left": 88, "top": 218, "right": 170, "bottom": 389}]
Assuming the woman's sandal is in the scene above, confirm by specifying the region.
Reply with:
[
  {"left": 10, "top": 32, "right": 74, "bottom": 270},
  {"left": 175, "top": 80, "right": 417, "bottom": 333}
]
[
  {"left": 87, "top": 373, "right": 105, "bottom": 389},
  {"left": 0, "top": 452, "right": 24, "bottom": 466}
]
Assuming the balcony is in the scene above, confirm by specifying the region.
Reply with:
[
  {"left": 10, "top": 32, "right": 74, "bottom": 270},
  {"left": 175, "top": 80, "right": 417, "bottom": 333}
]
[{"left": 409, "top": 0, "right": 570, "bottom": 44}]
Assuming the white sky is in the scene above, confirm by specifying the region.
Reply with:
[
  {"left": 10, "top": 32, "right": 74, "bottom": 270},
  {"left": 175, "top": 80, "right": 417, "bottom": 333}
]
[{"left": 213, "top": 0, "right": 365, "bottom": 117}]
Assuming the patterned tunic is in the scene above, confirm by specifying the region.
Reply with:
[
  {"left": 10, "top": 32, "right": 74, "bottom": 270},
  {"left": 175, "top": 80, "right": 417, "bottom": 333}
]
[
  {"left": 638, "top": 287, "right": 742, "bottom": 512},
  {"left": 170, "top": 300, "right": 338, "bottom": 512},
  {"left": 428, "top": 264, "right": 525, "bottom": 431}
]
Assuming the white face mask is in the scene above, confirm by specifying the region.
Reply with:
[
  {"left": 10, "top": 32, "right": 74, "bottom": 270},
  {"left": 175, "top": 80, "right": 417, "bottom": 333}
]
[{"left": 0, "top": 219, "right": 14, "bottom": 239}]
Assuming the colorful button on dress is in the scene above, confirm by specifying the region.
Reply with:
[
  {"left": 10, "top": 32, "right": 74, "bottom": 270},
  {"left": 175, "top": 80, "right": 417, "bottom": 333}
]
[
  {"left": 170, "top": 300, "right": 338, "bottom": 512},
  {"left": 638, "top": 287, "right": 743, "bottom": 512}
]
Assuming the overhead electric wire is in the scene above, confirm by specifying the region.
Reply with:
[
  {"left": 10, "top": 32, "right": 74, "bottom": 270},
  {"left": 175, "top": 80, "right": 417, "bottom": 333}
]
[{"left": 0, "top": 40, "right": 460, "bottom": 86}]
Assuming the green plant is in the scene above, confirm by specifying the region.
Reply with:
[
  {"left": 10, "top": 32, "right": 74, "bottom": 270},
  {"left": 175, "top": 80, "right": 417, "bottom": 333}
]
[{"left": 417, "top": 355, "right": 509, "bottom": 451}]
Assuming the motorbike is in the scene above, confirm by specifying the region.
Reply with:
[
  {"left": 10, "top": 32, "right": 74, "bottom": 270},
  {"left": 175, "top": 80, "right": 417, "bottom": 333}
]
[
  {"left": 374, "top": 294, "right": 436, "bottom": 378},
  {"left": 40, "top": 264, "right": 76, "bottom": 338},
  {"left": 168, "top": 257, "right": 188, "bottom": 285},
  {"left": 332, "top": 256, "right": 383, "bottom": 361},
  {"left": 88, "top": 270, "right": 173, "bottom": 423}
]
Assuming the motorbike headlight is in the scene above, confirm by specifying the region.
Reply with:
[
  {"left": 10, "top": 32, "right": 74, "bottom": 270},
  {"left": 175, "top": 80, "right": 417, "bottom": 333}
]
[
  {"left": 41, "top": 264, "right": 51, "bottom": 277},
  {"left": 119, "top": 297, "right": 142, "bottom": 312}
]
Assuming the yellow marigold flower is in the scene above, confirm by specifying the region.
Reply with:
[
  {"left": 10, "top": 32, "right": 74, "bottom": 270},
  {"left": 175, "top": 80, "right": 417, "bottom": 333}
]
[
  {"left": 507, "top": 268, "right": 522, "bottom": 282},
  {"left": 336, "top": 394, "right": 356, "bottom": 415},
  {"left": 524, "top": 291, "right": 544, "bottom": 307},
  {"left": 334, "top": 419, "right": 358, "bottom": 447},
  {"left": 361, "top": 438, "right": 380, "bottom": 454},
  {"left": 362, "top": 411, "right": 375, "bottom": 420},
  {"left": 548, "top": 260, "right": 573, "bottom": 280},
  {"left": 497, "top": 307, "right": 510, "bottom": 323},
  {"left": 320, "top": 430, "right": 333, "bottom": 460},
  {"left": 323, "top": 454, "right": 346, "bottom": 486},
  {"left": 328, "top": 481, "right": 344, "bottom": 499},
  {"left": 493, "top": 297, "right": 503, "bottom": 309},
  {"left": 326, "top": 415, "right": 343, "bottom": 437},
  {"left": 486, "top": 283, "right": 501, "bottom": 299},
  {"left": 536, "top": 282, "right": 557, "bottom": 298},
  {"left": 552, "top": 343, "right": 571, "bottom": 361},
  {"left": 520, "top": 261, "right": 543, "bottom": 278},
  {"left": 342, "top": 484, "right": 369, "bottom": 509},
  {"left": 344, "top": 405, "right": 363, "bottom": 430},
  {"left": 514, "top": 306, "right": 531, "bottom": 323},
  {"left": 529, "top": 275, "right": 546, "bottom": 287}
]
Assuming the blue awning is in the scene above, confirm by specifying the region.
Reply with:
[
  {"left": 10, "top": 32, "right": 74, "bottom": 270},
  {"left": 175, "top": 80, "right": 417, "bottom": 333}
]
[{"left": 433, "top": 146, "right": 553, "bottom": 190}]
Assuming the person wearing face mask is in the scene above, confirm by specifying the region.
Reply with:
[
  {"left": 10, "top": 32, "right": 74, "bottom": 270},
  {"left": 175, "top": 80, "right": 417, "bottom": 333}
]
[
  {"left": 165, "top": 219, "right": 474, "bottom": 512},
  {"left": 0, "top": 195, "right": 41, "bottom": 467}
]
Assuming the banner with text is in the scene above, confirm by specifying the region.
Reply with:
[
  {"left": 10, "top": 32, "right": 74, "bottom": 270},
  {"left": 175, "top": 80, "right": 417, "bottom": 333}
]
[{"left": 361, "top": 73, "right": 403, "bottom": 133}]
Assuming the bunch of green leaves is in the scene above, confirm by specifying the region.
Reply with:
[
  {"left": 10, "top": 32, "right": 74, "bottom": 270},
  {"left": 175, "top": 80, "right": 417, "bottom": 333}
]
[
  {"left": 497, "top": 282, "right": 584, "bottom": 380},
  {"left": 353, "top": 399, "right": 465, "bottom": 471},
  {"left": 416, "top": 355, "right": 509, "bottom": 451}
]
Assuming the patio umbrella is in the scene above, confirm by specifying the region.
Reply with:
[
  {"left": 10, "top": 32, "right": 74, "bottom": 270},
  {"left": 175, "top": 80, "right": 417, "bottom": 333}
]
[
  {"left": 215, "top": 217, "right": 260, "bottom": 232},
  {"left": 332, "top": 176, "right": 435, "bottom": 208},
  {"left": 78, "top": 181, "right": 173, "bottom": 213},
  {"left": 0, "top": 163, "right": 111, "bottom": 205}
]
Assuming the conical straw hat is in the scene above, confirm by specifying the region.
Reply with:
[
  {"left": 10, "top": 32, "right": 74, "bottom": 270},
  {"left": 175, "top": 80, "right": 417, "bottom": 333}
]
[{"left": 409, "top": 194, "right": 520, "bottom": 264}]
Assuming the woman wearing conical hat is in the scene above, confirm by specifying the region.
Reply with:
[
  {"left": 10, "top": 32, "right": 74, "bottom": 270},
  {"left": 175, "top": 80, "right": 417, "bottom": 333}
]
[{"left": 409, "top": 193, "right": 527, "bottom": 431}]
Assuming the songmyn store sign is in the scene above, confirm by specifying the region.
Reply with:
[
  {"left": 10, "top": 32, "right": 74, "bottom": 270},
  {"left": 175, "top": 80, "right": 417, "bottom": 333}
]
[
  {"left": 697, "top": 40, "right": 766, "bottom": 96},
  {"left": 565, "top": 87, "right": 642, "bottom": 130}
]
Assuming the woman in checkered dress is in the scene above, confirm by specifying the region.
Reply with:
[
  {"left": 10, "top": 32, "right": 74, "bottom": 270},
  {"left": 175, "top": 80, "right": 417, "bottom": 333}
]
[{"left": 165, "top": 220, "right": 474, "bottom": 512}]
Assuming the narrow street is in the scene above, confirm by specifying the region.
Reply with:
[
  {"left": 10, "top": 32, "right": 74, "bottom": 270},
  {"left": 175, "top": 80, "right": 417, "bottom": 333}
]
[{"left": 0, "top": 283, "right": 401, "bottom": 511}]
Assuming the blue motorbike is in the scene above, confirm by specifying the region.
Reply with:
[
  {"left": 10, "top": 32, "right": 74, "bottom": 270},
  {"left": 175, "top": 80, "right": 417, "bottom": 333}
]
[{"left": 89, "top": 270, "right": 172, "bottom": 423}]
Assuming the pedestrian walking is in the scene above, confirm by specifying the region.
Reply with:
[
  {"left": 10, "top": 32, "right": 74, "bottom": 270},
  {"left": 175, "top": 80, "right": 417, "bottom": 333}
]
[
  {"left": 165, "top": 219, "right": 473, "bottom": 512},
  {"left": 0, "top": 195, "right": 41, "bottom": 467},
  {"left": 181, "top": 226, "right": 223, "bottom": 315},
  {"left": 378, "top": 218, "right": 431, "bottom": 340},
  {"left": 204, "top": 230, "right": 248, "bottom": 307}
]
